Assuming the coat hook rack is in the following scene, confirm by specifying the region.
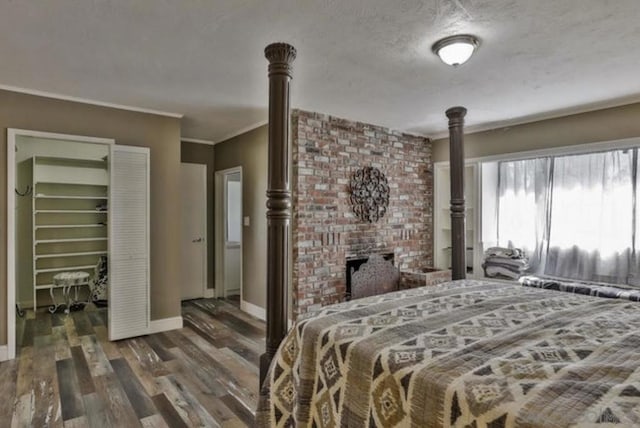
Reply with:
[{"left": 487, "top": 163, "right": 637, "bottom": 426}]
[{"left": 15, "top": 185, "right": 32, "bottom": 197}]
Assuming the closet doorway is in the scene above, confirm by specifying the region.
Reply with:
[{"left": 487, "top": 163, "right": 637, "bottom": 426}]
[
  {"left": 7, "top": 130, "right": 112, "bottom": 360},
  {"left": 6, "top": 129, "right": 150, "bottom": 360}
]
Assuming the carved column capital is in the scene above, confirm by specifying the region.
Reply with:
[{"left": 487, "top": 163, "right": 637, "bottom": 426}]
[
  {"left": 265, "top": 43, "right": 297, "bottom": 77},
  {"left": 446, "top": 106, "right": 467, "bottom": 125}
]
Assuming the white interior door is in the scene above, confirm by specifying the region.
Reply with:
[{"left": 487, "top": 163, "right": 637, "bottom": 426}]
[
  {"left": 224, "top": 172, "right": 242, "bottom": 297},
  {"left": 108, "top": 145, "right": 150, "bottom": 341},
  {"left": 180, "top": 163, "right": 207, "bottom": 300}
]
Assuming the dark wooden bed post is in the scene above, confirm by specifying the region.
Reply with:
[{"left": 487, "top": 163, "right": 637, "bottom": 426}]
[
  {"left": 260, "top": 42, "right": 297, "bottom": 385},
  {"left": 446, "top": 106, "right": 467, "bottom": 280}
]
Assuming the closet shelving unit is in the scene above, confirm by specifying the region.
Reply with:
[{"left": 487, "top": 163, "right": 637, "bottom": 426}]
[
  {"left": 434, "top": 163, "right": 479, "bottom": 275},
  {"left": 32, "top": 155, "right": 108, "bottom": 310}
]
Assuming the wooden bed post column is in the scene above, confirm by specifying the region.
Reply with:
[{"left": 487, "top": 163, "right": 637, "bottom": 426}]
[
  {"left": 260, "top": 42, "right": 297, "bottom": 385},
  {"left": 446, "top": 106, "right": 467, "bottom": 280}
]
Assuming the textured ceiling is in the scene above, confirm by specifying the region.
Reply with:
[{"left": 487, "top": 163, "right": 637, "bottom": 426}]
[{"left": 1, "top": 0, "right": 639, "bottom": 141}]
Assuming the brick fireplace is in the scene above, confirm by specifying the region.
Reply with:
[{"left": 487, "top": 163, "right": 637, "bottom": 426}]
[{"left": 291, "top": 109, "right": 433, "bottom": 317}]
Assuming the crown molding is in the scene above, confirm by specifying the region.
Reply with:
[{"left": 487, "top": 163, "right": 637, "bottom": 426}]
[
  {"left": 426, "top": 96, "right": 640, "bottom": 140},
  {"left": 181, "top": 137, "right": 216, "bottom": 146},
  {"left": 0, "top": 84, "right": 183, "bottom": 118}
]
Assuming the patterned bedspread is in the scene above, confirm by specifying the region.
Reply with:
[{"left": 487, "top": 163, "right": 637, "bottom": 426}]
[
  {"left": 520, "top": 275, "right": 640, "bottom": 302},
  {"left": 257, "top": 280, "right": 640, "bottom": 427}
]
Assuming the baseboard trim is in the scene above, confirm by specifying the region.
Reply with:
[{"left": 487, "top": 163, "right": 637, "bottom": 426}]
[
  {"left": 204, "top": 289, "right": 215, "bottom": 298},
  {"left": 240, "top": 300, "right": 266, "bottom": 321},
  {"left": 149, "top": 316, "right": 183, "bottom": 335},
  {"left": 0, "top": 345, "right": 8, "bottom": 362}
]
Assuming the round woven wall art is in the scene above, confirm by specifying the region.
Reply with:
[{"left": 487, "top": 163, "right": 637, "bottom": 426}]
[{"left": 349, "top": 166, "right": 390, "bottom": 223}]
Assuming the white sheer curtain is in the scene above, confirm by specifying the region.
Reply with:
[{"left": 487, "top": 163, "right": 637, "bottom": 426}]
[
  {"left": 497, "top": 158, "right": 551, "bottom": 272},
  {"left": 544, "top": 150, "right": 635, "bottom": 284},
  {"left": 495, "top": 149, "right": 639, "bottom": 285}
]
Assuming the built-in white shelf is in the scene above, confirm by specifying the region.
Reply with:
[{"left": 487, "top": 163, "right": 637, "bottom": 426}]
[
  {"left": 35, "top": 209, "right": 108, "bottom": 214},
  {"left": 35, "top": 195, "right": 108, "bottom": 200},
  {"left": 35, "top": 250, "right": 107, "bottom": 260},
  {"left": 35, "top": 181, "right": 107, "bottom": 186},
  {"left": 36, "top": 224, "right": 106, "bottom": 229},
  {"left": 35, "top": 155, "right": 106, "bottom": 166},
  {"left": 35, "top": 265, "right": 97, "bottom": 274},
  {"left": 36, "top": 237, "right": 108, "bottom": 244}
]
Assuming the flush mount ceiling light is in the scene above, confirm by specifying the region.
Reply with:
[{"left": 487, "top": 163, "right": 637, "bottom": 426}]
[{"left": 432, "top": 34, "right": 480, "bottom": 67}]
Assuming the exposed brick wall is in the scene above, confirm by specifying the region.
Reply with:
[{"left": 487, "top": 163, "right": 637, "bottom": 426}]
[
  {"left": 400, "top": 269, "right": 452, "bottom": 289},
  {"left": 292, "top": 109, "right": 433, "bottom": 317}
]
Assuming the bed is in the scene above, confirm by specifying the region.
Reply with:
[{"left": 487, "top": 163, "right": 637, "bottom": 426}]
[
  {"left": 257, "top": 279, "right": 640, "bottom": 426},
  {"left": 258, "top": 43, "right": 640, "bottom": 427}
]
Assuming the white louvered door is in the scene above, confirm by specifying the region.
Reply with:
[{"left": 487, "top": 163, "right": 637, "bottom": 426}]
[{"left": 108, "top": 145, "right": 150, "bottom": 340}]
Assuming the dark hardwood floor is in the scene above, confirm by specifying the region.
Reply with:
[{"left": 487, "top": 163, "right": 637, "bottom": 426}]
[{"left": 0, "top": 298, "right": 263, "bottom": 427}]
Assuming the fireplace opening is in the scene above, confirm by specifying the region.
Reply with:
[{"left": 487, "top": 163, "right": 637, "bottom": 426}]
[{"left": 345, "top": 253, "right": 398, "bottom": 300}]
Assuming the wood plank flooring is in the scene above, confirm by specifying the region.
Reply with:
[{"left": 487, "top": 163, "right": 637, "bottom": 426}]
[{"left": 1, "top": 298, "right": 263, "bottom": 427}]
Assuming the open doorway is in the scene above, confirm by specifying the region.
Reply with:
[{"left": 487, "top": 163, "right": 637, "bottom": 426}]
[
  {"left": 7, "top": 130, "right": 113, "bottom": 360},
  {"left": 215, "top": 167, "right": 243, "bottom": 308}
]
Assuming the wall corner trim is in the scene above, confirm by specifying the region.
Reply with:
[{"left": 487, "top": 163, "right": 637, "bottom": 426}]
[
  {"left": 149, "top": 316, "right": 183, "bottom": 335},
  {"left": 240, "top": 300, "right": 266, "bottom": 321},
  {"left": 215, "top": 120, "right": 268, "bottom": 144},
  {"left": 182, "top": 137, "right": 216, "bottom": 146},
  {"left": 0, "top": 345, "right": 8, "bottom": 362}
]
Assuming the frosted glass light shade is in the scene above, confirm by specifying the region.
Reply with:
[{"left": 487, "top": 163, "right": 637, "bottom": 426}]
[{"left": 432, "top": 35, "right": 479, "bottom": 67}]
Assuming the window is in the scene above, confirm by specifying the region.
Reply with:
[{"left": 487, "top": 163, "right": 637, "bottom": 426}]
[
  {"left": 488, "top": 147, "right": 639, "bottom": 286},
  {"left": 226, "top": 174, "right": 242, "bottom": 243}
]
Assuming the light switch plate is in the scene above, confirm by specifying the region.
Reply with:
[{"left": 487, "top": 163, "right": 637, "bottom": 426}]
[{"left": 243, "top": 216, "right": 250, "bottom": 226}]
